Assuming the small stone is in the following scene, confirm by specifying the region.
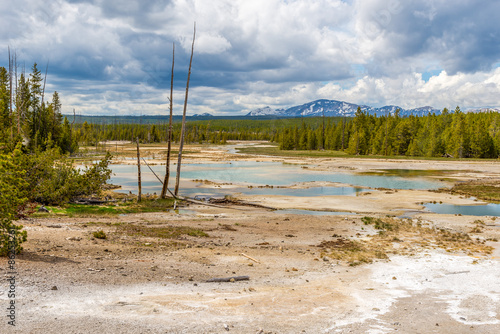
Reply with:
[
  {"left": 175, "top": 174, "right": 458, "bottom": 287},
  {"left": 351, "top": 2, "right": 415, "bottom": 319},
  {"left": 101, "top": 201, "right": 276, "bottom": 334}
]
[
  {"left": 51, "top": 286, "right": 58, "bottom": 290},
  {"left": 372, "top": 308, "right": 380, "bottom": 311},
  {"left": 291, "top": 267, "right": 298, "bottom": 271},
  {"left": 392, "top": 276, "right": 397, "bottom": 280},
  {"left": 229, "top": 278, "right": 235, "bottom": 283},
  {"left": 38, "top": 206, "right": 49, "bottom": 213},
  {"left": 323, "top": 257, "right": 329, "bottom": 262},
  {"left": 248, "top": 287, "right": 256, "bottom": 292},
  {"left": 223, "top": 323, "right": 230, "bottom": 331}
]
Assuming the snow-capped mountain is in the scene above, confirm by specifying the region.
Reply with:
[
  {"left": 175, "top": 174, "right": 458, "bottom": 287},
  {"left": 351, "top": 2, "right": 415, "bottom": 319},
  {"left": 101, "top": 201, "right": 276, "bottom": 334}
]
[
  {"left": 192, "top": 113, "right": 213, "bottom": 117},
  {"left": 466, "top": 108, "right": 500, "bottom": 113},
  {"left": 246, "top": 106, "right": 285, "bottom": 116},
  {"left": 246, "top": 99, "right": 442, "bottom": 117}
]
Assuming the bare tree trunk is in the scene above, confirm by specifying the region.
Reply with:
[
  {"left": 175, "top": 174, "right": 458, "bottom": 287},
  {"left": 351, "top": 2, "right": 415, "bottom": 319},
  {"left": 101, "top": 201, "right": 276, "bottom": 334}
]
[
  {"left": 41, "top": 62, "right": 49, "bottom": 109},
  {"left": 8, "top": 47, "right": 14, "bottom": 140},
  {"left": 8, "top": 47, "right": 12, "bottom": 118},
  {"left": 15, "top": 51, "right": 20, "bottom": 134},
  {"left": 161, "top": 42, "right": 175, "bottom": 198},
  {"left": 136, "top": 137, "right": 142, "bottom": 202},
  {"left": 174, "top": 23, "right": 196, "bottom": 196}
]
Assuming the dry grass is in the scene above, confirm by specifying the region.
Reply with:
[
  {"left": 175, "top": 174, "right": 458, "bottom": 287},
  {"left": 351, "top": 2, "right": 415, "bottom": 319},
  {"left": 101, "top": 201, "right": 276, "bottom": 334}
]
[
  {"left": 443, "top": 179, "right": 500, "bottom": 203},
  {"left": 318, "top": 217, "right": 493, "bottom": 266}
]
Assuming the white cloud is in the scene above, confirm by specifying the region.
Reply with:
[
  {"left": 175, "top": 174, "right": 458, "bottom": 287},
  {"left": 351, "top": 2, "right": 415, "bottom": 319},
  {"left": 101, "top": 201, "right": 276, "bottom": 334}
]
[
  {"left": 317, "top": 68, "right": 500, "bottom": 110},
  {"left": 1, "top": 0, "right": 499, "bottom": 115}
]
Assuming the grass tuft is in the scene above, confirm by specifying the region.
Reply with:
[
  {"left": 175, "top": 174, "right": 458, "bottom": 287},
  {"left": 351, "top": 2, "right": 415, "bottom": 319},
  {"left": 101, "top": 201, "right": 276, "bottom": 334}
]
[{"left": 319, "top": 217, "right": 493, "bottom": 266}]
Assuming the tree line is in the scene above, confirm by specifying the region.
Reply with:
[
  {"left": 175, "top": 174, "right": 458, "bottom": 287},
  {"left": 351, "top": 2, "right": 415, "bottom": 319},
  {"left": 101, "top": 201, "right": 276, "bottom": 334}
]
[
  {"left": 277, "top": 107, "right": 500, "bottom": 159},
  {"left": 1, "top": 60, "right": 77, "bottom": 154},
  {"left": 73, "top": 117, "right": 339, "bottom": 146}
]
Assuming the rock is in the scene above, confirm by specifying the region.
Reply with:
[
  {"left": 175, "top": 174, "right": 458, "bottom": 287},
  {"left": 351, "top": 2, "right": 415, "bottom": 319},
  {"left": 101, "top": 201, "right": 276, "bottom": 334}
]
[
  {"left": 38, "top": 206, "right": 49, "bottom": 213},
  {"left": 51, "top": 286, "right": 58, "bottom": 290},
  {"left": 323, "top": 257, "right": 329, "bottom": 262},
  {"left": 66, "top": 237, "right": 82, "bottom": 241},
  {"left": 223, "top": 323, "right": 230, "bottom": 331}
]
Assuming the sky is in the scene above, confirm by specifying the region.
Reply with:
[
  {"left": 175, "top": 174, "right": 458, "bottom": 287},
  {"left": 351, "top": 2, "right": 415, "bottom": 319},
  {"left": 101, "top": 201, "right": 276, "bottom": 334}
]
[{"left": 1, "top": 0, "right": 500, "bottom": 116}]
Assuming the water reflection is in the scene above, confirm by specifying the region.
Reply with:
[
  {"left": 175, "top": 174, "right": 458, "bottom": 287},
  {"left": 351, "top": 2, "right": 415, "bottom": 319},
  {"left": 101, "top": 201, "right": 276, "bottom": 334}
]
[
  {"left": 109, "top": 161, "right": 445, "bottom": 196},
  {"left": 425, "top": 203, "right": 500, "bottom": 217}
]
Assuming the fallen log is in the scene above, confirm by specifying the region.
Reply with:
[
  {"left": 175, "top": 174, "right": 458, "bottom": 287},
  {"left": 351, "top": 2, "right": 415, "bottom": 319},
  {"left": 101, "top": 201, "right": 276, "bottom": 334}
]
[
  {"left": 205, "top": 276, "right": 250, "bottom": 283},
  {"left": 241, "top": 253, "right": 260, "bottom": 263}
]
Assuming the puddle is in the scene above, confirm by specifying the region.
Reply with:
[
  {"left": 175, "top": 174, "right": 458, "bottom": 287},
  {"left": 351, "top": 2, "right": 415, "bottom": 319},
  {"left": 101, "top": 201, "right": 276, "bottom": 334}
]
[
  {"left": 360, "top": 169, "right": 471, "bottom": 177},
  {"left": 109, "top": 161, "right": 446, "bottom": 196},
  {"left": 424, "top": 203, "right": 500, "bottom": 217}
]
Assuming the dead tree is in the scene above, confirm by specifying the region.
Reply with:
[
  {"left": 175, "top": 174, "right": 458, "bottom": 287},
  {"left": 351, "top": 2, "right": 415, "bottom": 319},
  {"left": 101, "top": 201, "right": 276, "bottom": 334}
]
[
  {"left": 40, "top": 61, "right": 49, "bottom": 110},
  {"left": 174, "top": 23, "right": 196, "bottom": 196},
  {"left": 14, "top": 51, "right": 20, "bottom": 134},
  {"left": 161, "top": 42, "right": 175, "bottom": 198},
  {"left": 8, "top": 47, "right": 13, "bottom": 134},
  {"left": 136, "top": 137, "right": 142, "bottom": 202}
]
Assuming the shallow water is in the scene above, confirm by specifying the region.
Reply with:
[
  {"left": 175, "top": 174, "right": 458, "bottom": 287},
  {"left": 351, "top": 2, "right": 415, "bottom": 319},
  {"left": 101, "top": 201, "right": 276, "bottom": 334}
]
[
  {"left": 425, "top": 203, "right": 500, "bottom": 217},
  {"left": 109, "top": 161, "right": 446, "bottom": 196}
]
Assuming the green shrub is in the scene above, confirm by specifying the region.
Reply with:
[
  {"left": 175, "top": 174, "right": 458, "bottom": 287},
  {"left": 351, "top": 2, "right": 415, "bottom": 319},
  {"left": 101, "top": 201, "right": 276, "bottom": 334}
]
[
  {"left": 16, "top": 148, "right": 113, "bottom": 205},
  {"left": 93, "top": 230, "right": 107, "bottom": 239},
  {"left": 0, "top": 146, "right": 29, "bottom": 256}
]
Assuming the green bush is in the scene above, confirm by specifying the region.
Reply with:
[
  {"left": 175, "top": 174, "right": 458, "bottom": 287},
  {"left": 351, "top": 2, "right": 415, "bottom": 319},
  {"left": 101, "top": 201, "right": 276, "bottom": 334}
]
[
  {"left": 0, "top": 146, "right": 29, "bottom": 256},
  {"left": 17, "top": 148, "right": 113, "bottom": 205},
  {"left": 93, "top": 230, "right": 107, "bottom": 239}
]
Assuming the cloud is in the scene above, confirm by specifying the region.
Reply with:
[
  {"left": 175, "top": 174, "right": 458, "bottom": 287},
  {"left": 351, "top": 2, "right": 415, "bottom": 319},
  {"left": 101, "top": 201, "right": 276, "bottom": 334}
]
[
  {"left": 318, "top": 68, "right": 500, "bottom": 110},
  {"left": 354, "top": 0, "right": 500, "bottom": 76},
  {"left": 0, "top": 0, "right": 499, "bottom": 115}
]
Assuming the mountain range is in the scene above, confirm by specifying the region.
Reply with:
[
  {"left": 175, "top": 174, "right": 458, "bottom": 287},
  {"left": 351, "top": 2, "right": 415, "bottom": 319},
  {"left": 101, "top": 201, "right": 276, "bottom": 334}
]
[{"left": 247, "top": 99, "right": 442, "bottom": 117}]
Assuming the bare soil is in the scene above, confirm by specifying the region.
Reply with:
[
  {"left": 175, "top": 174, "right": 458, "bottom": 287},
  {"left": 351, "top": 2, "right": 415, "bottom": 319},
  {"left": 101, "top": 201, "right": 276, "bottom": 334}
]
[{"left": 2, "top": 141, "right": 499, "bottom": 333}]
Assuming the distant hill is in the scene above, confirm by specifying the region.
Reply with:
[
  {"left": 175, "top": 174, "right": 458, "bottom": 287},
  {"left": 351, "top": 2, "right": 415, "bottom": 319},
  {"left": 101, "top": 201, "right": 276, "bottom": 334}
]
[
  {"left": 465, "top": 107, "right": 500, "bottom": 113},
  {"left": 64, "top": 114, "right": 288, "bottom": 125},
  {"left": 247, "top": 99, "right": 441, "bottom": 117},
  {"left": 192, "top": 113, "right": 213, "bottom": 117}
]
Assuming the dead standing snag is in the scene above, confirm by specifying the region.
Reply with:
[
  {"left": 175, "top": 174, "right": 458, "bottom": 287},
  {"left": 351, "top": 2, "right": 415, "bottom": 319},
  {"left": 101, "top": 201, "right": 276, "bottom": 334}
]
[
  {"left": 174, "top": 23, "right": 196, "bottom": 196},
  {"left": 161, "top": 42, "right": 175, "bottom": 198}
]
